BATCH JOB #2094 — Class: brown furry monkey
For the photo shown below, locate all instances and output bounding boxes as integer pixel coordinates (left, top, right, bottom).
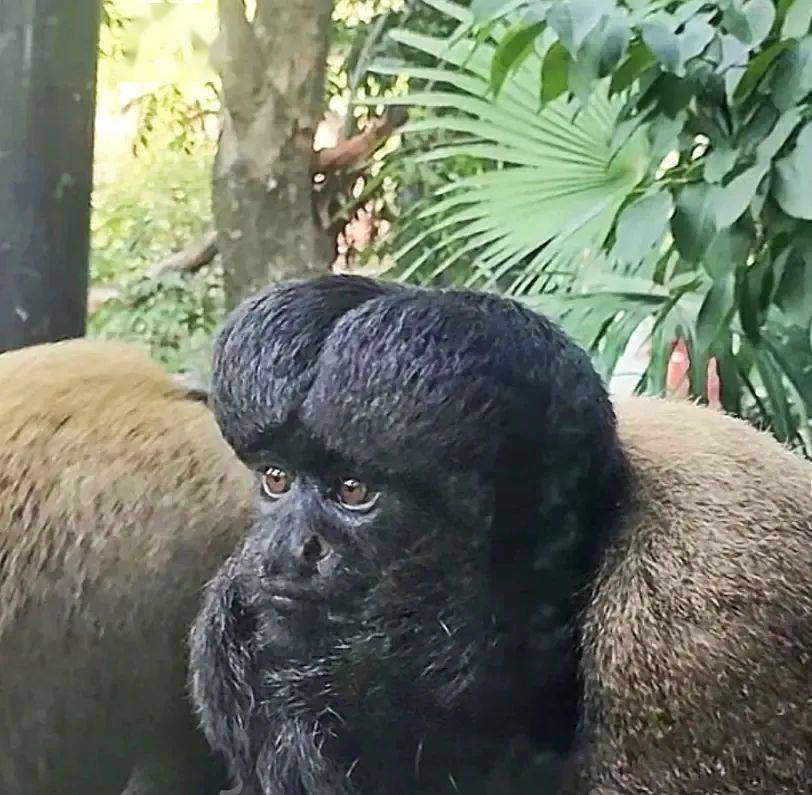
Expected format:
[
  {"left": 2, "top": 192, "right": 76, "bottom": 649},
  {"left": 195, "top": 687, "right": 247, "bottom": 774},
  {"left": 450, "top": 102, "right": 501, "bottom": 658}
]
[
  {"left": 0, "top": 339, "right": 253, "bottom": 795},
  {"left": 571, "top": 396, "right": 811, "bottom": 794}
]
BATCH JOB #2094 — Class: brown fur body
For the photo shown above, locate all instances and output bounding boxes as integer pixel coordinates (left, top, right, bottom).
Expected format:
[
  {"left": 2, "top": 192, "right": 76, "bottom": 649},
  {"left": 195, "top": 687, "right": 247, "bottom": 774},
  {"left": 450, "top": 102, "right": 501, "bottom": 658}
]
[
  {"left": 0, "top": 340, "right": 253, "bottom": 794},
  {"left": 578, "top": 398, "right": 812, "bottom": 794}
]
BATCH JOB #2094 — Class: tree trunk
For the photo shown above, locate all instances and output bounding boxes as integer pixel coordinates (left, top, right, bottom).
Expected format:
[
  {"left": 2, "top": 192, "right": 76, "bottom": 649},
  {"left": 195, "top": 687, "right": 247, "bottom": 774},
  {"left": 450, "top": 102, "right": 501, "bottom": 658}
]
[
  {"left": 212, "top": 0, "right": 334, "bottom": 309},
  {"left": 0, "top": 0, "right": 100, "bottom": 353}
]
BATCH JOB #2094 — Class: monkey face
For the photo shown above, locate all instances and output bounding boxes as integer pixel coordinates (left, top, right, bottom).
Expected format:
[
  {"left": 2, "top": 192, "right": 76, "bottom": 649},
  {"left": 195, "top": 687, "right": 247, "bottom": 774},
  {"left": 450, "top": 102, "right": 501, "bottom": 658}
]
[
  {"left": 189, "top": 425, "right": 499, "bottom": 794},
  {"left": 197, "top": 415, "right": 495, "bottom": 688}
]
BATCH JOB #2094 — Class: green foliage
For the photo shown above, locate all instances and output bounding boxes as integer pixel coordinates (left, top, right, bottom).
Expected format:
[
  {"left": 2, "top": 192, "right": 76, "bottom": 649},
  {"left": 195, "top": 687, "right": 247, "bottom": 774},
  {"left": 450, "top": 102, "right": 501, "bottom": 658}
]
[
  {"left": 130, "top": 82, "right": 219, "bottom": 156},
  {"left": 89, "top": 145, "right": 224, "bottom": 374},
  {"left": 91, "top": 147, "right": 213, "bottom": 283},
  {"left": 381, "top": 0, "right": 812, "bottom": 453},
  {"left": 89, "top": 268, "right": 224, "bottom": 377}
]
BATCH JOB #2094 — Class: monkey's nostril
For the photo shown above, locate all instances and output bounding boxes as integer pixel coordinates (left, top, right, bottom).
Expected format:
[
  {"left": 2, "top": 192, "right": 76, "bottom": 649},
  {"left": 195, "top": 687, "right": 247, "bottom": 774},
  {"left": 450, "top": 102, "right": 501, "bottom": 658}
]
[{"left": 301, "top": 533, "right": 329, "bottom": 566}]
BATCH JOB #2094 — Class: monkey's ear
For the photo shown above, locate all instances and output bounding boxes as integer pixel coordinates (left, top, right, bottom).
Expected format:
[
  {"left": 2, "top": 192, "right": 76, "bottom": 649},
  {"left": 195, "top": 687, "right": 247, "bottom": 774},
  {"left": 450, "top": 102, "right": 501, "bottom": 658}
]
[{"left": 172, "top": 372, "right": 211, "bottom": 404}]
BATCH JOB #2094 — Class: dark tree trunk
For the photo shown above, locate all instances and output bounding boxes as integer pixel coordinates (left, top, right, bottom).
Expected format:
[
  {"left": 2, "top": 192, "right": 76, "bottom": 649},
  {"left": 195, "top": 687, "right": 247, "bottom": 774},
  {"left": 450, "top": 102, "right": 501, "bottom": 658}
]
[
  {"left": 0, "top": 0, "right": 100, "bottom": 353},
  {"left": 212, "top": 0, "right": 334, "bottom": 309}
]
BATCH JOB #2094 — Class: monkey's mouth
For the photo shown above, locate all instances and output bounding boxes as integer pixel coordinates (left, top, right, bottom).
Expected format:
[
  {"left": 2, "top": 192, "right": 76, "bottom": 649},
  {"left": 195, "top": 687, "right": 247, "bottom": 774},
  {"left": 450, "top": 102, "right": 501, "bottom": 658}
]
[
  {"left": 267, "top": 592, "right": 314, "bottom": 613},
  {"left": 261, "top": 581, "right": 327, "bottom": 616}
]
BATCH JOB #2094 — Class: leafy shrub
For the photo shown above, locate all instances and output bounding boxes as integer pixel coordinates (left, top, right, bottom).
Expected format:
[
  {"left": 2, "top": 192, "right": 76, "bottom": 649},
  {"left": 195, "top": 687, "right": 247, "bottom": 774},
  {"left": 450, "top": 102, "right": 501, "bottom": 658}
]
[
  {"left": 89, "top": 140, "right": 223, "bottom": 374},
  {"left": 88, "top": 267, "right": 224, "bottom": 377},
  {"left": 379, "top": 0, "right": 812, "bottom": 453}
]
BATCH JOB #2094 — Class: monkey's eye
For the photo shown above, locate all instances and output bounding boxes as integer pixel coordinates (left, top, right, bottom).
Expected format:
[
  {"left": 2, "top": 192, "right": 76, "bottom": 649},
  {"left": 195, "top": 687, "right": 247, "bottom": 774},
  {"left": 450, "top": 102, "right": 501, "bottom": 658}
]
[
  {"left": 334, "top": 478, "right": 379, "bottom": 511},
  {"left": 262, "top": 466, "right": 293, "bottom": 499}
]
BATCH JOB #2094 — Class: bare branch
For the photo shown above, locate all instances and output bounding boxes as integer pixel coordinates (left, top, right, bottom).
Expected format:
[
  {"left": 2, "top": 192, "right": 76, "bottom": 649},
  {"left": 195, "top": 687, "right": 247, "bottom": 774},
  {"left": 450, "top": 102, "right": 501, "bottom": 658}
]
[
  {"left": 314, "top": 108, "right": 408, "bottom": 174},
  {"left": 87, "top": 286, "right": 121, "bottom": 313},
  {"left": 145, "top": 231, "right": 219, "bottom": 279}
]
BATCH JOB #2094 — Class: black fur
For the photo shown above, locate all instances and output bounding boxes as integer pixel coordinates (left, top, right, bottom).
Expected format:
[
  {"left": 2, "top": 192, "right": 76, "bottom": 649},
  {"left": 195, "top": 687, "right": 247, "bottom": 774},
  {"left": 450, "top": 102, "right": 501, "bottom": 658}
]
[{"left": 190, "top": 276, "right": 628, "bottom": 794}]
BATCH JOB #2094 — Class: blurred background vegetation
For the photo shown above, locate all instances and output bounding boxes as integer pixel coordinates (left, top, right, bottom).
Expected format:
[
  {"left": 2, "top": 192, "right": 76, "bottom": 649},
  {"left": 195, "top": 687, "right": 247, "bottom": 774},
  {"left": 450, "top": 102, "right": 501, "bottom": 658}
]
[{"left": 86, "top": 0, "right": 811, "bottom": 453}]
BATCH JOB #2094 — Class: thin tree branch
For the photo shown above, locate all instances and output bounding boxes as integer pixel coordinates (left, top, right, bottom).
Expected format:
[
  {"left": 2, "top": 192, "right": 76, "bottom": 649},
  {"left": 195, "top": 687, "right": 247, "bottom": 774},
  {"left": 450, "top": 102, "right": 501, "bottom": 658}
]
[
  {"left": 315, "top": 107, "right": 408, "bottom": 173},
  {"left": 145, "top": 230, "right": 219, "bottom": 278}
]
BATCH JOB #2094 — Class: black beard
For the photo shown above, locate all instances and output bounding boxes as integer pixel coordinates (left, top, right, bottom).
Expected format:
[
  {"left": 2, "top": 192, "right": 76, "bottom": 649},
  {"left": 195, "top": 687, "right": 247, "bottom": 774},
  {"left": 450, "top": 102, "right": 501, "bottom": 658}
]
[{"left": 189, "top": 551, "right": 510, "bottom": 795}]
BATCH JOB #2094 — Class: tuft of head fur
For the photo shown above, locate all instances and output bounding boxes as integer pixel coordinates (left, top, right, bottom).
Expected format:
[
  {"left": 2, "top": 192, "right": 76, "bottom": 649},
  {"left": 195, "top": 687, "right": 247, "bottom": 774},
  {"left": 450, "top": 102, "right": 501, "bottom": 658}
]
[
  {"left": 0, "top": 339, "right": 254, "bottom": 795},
  {"left": 211, "top": 275, "right": 401, "bottom": 454},
  {"left": 577, "top": 397, "right": 812, "bottom": 794}
]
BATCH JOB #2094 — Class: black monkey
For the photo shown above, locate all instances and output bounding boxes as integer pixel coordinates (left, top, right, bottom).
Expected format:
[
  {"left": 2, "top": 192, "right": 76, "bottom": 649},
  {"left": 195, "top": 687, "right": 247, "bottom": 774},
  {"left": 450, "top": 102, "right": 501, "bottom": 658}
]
[
  {"left": 190, "top": 276, "right": 627, "bottom": 794},
  {"left": 190, "top": 276, "right": 811, "bottom": 794}
]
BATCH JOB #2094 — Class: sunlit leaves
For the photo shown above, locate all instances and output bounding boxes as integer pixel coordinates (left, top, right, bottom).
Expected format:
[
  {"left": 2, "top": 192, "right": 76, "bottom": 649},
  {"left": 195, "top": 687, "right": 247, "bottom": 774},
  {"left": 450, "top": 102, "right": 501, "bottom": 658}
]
[
  {"left": 723, "top": 0, "right": 776, "bottom": 47},
  {"left": 781, "top": 0, "right": 812, "bottom": 38},
  {"left": 612, "top": 191, "right": 672, "bottom": 264},
  {"left": 383, "top": 0, "right": 812, "bottom": 453},
  {"left": 491, "top": 21, "right": 545, "bottom": 94},
  {"left": 772, "top": 35, "right": 812, "bottom": 109},
  {"left": 774, "top": 122, "right": 812, "bottom": 218},
  {"left": 547, "top": 0, "right": 612, "bottom": 54},
  {"left": 672, "top": 184, "right": 718, "bottom": 263}
]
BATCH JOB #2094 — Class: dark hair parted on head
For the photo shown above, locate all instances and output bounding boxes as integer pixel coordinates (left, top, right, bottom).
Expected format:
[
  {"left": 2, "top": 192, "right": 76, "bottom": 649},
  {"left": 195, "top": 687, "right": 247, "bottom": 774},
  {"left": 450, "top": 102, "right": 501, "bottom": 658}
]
[{"left": 193, "top": 275, "right": 629, "bottom": 794}]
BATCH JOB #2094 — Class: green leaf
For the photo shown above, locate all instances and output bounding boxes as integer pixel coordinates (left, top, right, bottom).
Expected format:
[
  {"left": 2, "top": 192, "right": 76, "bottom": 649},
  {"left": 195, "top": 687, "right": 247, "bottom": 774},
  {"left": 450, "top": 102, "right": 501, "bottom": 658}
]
[
  {"left": 613, "top": 191, "right": 673, "bottom": 264},
  {"left": 642, "top": 315, "right": 679, "bottom": 394},
  {"left": 420, "top": 0, "right": 475, "bottom": 25},
  {"left": 642, "top": 14, "right": 715, "bottom": 77},
  {"left": 724, "top": 0, "right": 775, "bottom": 46},
  {"left": 703, "top": 146, "right": 738, "bottom": 183},
  {"left": 773, "top": 249, "right": 812, "bottom": 326},
  {"left": 713, "top": 334, "right": 742, "bottom": 414},
  {"left": 774, "top": 122, "right": 812, "bottom": 219},
  {"left": 696, "top": 275, "right": 736, "bottom": 353},
  {"left": 715, "top": 163, "right": 768, "bottom": 228},
  {"left": 685, "top": 333, "right": 711, "bottom": 398},
  {"left": 610, "top": 40, "right": 657, "bottom": 94},
  {"left": 703, "top": 223, "right": 753, "bottom": 281},
  {"left": 595, "top": 16, "right": 633, "bottom": 77},
  {"left": 642, "top": 19, "right": 681, "bottom": 73},
  {"left": 772, "top": 36, "right": 812, "bottom": 110},
  {"left": 745, "top": 0, "right": 777, "bottom": 45},
  {"left": 762, "top": 322, "right": 812, "bottom": 410},
  {"left": 719, "top": 33, "right": 750, "bottom": 98},
  {"left": 541, "top": 40, "right": 571, "bottom": 103},
  {"left": 756, "top": 108, "right": 803, "bottom": 160},
  {"left": 753, "top": 345, "right": 793, "bottom": 439},
  {"left": 491, "top": 22, "right": 546, "bottom": 96},
  {"left": 738, "top": 268, "right": 764, "bottom": 342},
  {"left": 734, "top": 39, "right": 795, "bottom": 99},
  {"left": 547, "top": 0, "right": 611, "bottom": 55},
  {"left": 648, "top": 112, "right": 686, "bottom": 160},
  {"left": 672, "top": 183, "right": 720, "bottom": 263},
  {"left": 781, "top": 0, "right": 812, "bottom": 38},
  {"left": 471, "top": 0, "right": 514, "bottom": 22},
  {"left": 678, "top": 16, "right": 717, "bottom": 63},
  {"left": 597, "top": 309, "right": 650, "bottom": 380},
  {"left": 567, "top": 15, "right": 632, "bottom": 100},
  {"left": 673, "top": 0, "right": 712, "bottom": 27}
]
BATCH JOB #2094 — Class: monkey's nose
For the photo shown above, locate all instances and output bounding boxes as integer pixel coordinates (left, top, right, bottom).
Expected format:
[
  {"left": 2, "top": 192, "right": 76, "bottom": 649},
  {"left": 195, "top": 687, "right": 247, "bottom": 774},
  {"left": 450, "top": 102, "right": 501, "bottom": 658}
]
[{"left": 297, "top": 533, "right": 331, "bottom": 569}]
